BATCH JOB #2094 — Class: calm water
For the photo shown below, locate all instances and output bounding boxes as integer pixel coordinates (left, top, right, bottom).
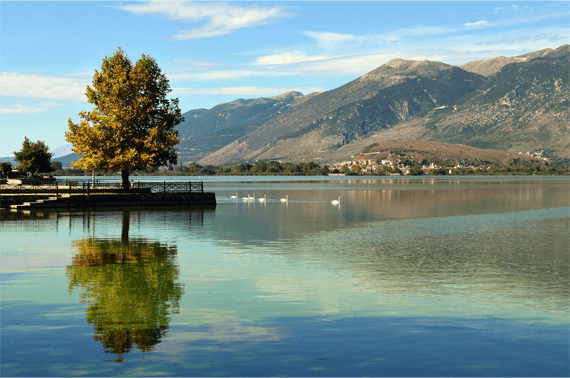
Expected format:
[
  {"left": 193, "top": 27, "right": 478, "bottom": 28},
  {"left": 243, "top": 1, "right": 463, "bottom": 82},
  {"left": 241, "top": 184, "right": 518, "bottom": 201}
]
[{"left": 1, "top": 176, "right": 569, "bottom": 376}]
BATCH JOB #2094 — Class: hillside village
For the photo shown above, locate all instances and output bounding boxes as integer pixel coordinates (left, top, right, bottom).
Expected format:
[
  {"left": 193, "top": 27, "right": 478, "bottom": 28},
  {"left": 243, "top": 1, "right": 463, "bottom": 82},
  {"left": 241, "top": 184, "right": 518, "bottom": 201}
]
[{"left": 329, "top": 148, "right": 550, "bottom": 175}]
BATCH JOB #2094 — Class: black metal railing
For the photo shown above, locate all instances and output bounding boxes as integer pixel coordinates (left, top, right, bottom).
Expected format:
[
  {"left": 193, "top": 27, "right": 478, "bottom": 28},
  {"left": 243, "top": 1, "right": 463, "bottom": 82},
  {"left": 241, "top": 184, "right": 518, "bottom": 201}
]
[
  {"left": 86, "top": 180, "right": 204, "bottom": 193},
  {"left": 1, "top": 180, "right": 204, "bottom": 195},
  {"left": 142, "top": 181, "right": 203, "bottom": 193},
  {"left": 1, "top": 181, "right": 69, "bottom": 195}
]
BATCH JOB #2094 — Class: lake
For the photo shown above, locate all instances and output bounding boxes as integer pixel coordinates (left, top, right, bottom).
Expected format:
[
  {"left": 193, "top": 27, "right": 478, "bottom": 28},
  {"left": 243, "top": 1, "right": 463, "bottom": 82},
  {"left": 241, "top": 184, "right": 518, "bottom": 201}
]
[{"left": 1, "top": 176, "right": 568, "bottom": 376}]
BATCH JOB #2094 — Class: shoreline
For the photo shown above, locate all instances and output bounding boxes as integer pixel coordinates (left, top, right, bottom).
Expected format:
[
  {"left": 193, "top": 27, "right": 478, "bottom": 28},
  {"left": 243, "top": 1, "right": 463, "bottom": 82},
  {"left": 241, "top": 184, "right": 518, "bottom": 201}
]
[{"left": 2, "top": 192, "right": 216, "bottom": 210}]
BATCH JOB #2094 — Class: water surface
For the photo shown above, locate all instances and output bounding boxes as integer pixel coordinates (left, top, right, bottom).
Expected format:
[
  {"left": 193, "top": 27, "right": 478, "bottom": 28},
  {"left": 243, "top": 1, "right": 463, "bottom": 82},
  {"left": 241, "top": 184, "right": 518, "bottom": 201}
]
[{"left": 1, "top": 176, "right": 568, "bottom": 376}]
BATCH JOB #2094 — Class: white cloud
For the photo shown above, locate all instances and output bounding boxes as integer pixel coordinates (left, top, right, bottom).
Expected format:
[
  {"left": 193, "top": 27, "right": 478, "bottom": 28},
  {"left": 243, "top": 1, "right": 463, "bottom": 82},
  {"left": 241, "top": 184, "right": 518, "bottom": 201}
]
[
  {"left": 0, "top": 73, "right": 88, "bottom": 101},
  {"left": 464, "top": 20, "right": 490, "bottom": 28},
  {"left": 0, "top": 102, "right": 63, "bottom": 114},
  {"left": 302, "top": 30, "right": 402, "bottom": 50},
  {"left": 302, "top": 31, "right": 356, "bottom": 45},
  {"left": 397, "top": 25, "right": 454, "bottom": 37},
  {"left": 169, "top": 52, "right": 408, "bottom": 82},
  {"left": 171, "top": 86, "right": 325, "bottom": 97},
  {"left": 290, "top": 53, "right": 400, "bottom": 76},
  {"left": 254, "top": 52, "right": 329, "bottom": 65},
  {"left": 173, "top": 58, "right": 222, "bottom": 69},
  {"left": 168, "top": 69, "right": 289, "bottom": 81},
  {"left": 116, "top": 1, "right": 292, "bottom": 40}
]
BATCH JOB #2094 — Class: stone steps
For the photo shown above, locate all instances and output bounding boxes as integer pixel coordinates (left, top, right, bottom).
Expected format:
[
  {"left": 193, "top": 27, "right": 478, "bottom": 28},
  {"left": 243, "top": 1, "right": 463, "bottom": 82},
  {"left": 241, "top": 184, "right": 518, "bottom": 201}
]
[
  {"left": 8, "top": 192, "right": 216, "bottom": 211},
  {"left": 10, "top": 196, "right": 62, "bottom": 210}
]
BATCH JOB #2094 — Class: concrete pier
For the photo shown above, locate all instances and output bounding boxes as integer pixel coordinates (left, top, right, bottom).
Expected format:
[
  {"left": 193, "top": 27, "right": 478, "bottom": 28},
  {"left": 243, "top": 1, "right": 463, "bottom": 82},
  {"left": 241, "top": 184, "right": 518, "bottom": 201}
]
[{"left": 5, "top": 192, "right": 216, "bottom": 210}]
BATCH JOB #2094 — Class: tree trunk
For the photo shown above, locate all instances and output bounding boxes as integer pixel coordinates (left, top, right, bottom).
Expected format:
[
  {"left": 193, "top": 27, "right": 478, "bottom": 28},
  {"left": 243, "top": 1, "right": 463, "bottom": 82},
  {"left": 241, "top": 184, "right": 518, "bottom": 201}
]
[
  {"left": 121, "top": 211, "right": 130, "bottom": 244},
  {"left": 121, "top": 170, "right": 129, "bottom": 191}
]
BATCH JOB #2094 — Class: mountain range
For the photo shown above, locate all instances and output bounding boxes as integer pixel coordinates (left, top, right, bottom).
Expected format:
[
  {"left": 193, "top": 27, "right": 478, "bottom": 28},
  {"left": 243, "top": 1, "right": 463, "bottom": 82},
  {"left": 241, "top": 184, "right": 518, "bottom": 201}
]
[
  {"left": 189, "top": 44, "right": 568, "bottom": 166},
  {"left": 3, "top": 45, "right": 567, "bottom": 168}
]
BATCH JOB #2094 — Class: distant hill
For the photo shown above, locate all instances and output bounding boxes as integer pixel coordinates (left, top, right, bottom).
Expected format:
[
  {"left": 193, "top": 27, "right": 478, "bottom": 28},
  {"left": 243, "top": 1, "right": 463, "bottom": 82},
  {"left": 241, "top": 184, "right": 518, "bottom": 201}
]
[
  {"left": 0, "top": 156, "right": 17, "bottom": 165},
  {"left": 1, "top": 152, "right": 80, "bottom": 169},
  {"left": 357, "top": 141, "right": 547, "bottom": 167},
  {"left": 51, "top": 143, "right": 74, "bottom": 158},
  {"left": 51, "top": 153, "right": 81, "bottom": 168}
]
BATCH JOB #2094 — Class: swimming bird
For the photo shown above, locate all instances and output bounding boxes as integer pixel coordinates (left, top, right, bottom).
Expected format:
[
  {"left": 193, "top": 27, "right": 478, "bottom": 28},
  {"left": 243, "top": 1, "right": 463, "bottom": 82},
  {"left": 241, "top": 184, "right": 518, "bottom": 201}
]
[
  {"left": 230, "top": 193, "right": 238, "bottom": 199},
  {"left": 280, "top": 195, "right": 289, "bottom": 202},
  {"left": 331, "top": 197, "right": 341, "bottom": 205},
  {"left": 259, "top": 194, "right": 267, "bottom": 202}
]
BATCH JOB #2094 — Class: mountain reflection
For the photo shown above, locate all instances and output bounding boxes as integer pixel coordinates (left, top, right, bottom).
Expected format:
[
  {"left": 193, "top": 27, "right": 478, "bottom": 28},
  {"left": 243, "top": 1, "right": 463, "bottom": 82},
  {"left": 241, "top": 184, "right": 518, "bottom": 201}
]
[{"left": 66, "top": 211, "right": 183, "bottom": 362}]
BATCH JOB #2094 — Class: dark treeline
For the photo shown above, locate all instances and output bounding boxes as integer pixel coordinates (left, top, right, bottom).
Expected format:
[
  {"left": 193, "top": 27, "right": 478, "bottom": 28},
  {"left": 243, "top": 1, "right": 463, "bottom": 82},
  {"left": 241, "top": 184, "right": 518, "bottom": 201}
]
[
  {"left": 50, "top": 161, "right": 569, "bottom": 177},
  {"left": 476, "top": 164, "right": 567, "bottom": 175},
  {"left": 149, "top": 161, "right": 330, "bottom": 176},
  {"left": 52, "top": 161, "right": 330, "bottom": 177},
  {"left": 429, "top": 163, "right": 568, "bottom": 176}
]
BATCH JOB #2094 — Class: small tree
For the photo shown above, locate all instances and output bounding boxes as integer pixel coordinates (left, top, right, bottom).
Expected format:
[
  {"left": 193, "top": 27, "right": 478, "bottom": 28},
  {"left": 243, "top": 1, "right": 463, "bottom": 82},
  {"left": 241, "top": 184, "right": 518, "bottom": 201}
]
[
  {"left": 1, "top": 162, "right": 12, "bottom": 176},
  {"left": 13, "top": 137, "right": 53, "bottom": 175},
  {"left": 51, "top": 161, "right": 63, "bottom": 171},
  {"left": 408, "top": 165, "right": 423, "bottom": 175},
  {"left": 351, "top": 165, "right": 362, "bottom": 175},
  {"left": 66, "top": 48, "right": 183, "bottom": 190}
]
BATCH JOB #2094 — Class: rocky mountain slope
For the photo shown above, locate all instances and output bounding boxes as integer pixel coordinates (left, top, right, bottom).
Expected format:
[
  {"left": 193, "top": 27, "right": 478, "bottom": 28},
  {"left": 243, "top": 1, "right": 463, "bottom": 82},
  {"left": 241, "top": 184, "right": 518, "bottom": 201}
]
[
  {"left": 200, "top": 60, "right": 487, "bottom": 165},
  {"left": 460, "top": 47, "right": 554, "bottom": 77},
  {"left": 176, "top": 91, "right": 315, "bottom": 161},
  {"left": 168, "top": 44, "right": 568, "bottom": 166},
  {"left": 412, "top": 44, "right": 569, "bottom": 157}
]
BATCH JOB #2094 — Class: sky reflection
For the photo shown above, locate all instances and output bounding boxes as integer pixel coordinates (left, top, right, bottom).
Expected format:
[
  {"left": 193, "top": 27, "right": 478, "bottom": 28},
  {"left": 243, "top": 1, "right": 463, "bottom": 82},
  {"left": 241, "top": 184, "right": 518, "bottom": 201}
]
[{"left": 1, "top": 177, "right": 568, "bottom": 376}]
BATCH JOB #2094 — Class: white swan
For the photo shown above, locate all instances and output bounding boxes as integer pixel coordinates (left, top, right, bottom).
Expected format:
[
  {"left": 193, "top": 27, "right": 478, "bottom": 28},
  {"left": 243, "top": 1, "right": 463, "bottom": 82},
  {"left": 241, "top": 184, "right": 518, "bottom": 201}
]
[
  {"left": 230, "top": 193, "right": 238, "bottom": 199},
  {"left": 331, "top": 197, "right": 341, "bottom": 205},
  {"left": 242, "top": 194, "right": 251, "bottom": 201},
  {"left": 280, "top": 195, "right": 289, "bottom": 202},
  {"left": 259, "top": 194, "right": 267, "bottom": 202}
]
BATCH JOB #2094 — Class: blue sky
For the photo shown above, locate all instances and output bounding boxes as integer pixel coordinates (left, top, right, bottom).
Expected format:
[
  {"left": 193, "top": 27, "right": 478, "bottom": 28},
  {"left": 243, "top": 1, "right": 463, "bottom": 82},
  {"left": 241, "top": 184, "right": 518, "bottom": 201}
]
[{"left": 1, "top": 1, "right": 568, "bottom": 157}]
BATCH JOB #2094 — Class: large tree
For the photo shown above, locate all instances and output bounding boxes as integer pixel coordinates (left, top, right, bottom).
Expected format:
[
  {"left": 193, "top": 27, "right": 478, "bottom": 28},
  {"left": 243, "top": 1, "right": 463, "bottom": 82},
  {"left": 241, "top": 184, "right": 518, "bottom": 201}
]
[
  {"left": 66, "top": 48, "right": 183, "bottom": 189},
  {"left": 13, "top": 137, "right": 53, "bottom": 175}
]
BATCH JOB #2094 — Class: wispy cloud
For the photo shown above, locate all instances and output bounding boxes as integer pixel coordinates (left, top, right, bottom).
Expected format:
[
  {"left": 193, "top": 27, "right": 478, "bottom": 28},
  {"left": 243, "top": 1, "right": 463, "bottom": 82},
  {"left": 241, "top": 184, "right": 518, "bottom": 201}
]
[
  {"left": 254, "top": 52, "right": 329, "bottom": 65},
  {"left": 169, "top": 52, "right": 405, "bottom": 82},
  {"left": 464, "top": 20, "right": 490, "bottom": 28},
  {"left": 169, "top": 69, "right": 290, "bottom": 81},
  {"left": 0, "top": 73, "right": 89, "bottom": 101},
  {"left": 0, "top": 102, "right": 63, "bottom": 114},
  {"left": 173, "top": 58, "right": 222, "bottom": 69},
  {"left": 116, "top": 1, "right": 293, "bottom": 40},
  {"left": 472, "top": 29, "right": 569, "bottom": 47},
  {"left": 171, "top": 86, "right": 325, "bottom": 96},
  {"left": 289, "top": 53, "right": 402, "bottom": 76},
  {"left": 300, "top": 8, "right": 569, "bottom": 52},
  {"left": 301, "top": 31, "right": 357, "bottom": 46}
]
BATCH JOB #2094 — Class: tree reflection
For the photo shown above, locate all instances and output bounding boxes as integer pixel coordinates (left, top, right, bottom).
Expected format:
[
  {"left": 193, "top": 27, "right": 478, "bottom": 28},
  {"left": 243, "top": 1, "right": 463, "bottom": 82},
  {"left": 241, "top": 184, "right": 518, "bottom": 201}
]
[{"left": 66, "top": 211, "right": 183, "bottom": 362}]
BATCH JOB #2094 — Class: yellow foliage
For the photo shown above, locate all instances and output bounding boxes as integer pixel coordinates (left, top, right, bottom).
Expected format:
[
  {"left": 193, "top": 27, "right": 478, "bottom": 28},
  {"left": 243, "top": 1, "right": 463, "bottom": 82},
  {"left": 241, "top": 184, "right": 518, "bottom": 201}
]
[{"left": 66, "top": 48, "right": 183, "bottom": 177}]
